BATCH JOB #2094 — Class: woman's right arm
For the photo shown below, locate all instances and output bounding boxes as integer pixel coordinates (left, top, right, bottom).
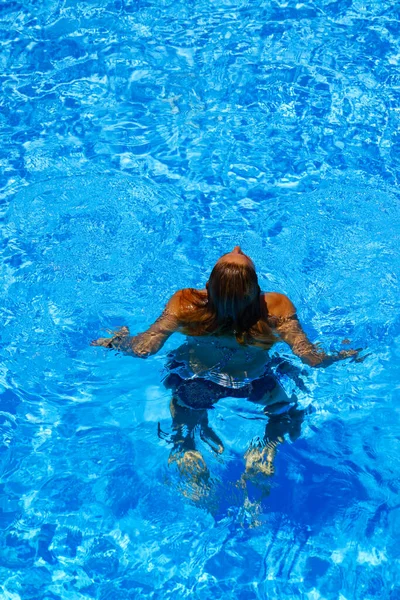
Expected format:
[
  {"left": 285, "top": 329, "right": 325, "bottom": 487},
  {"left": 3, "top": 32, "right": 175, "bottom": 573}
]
[
  {"left": 267, "top": 293, "right": 358, "bottom": 367},
  {"left": 91, "top": 290, "right": 183, "bottom": 358},
  {"left": 275, "top": 314, "right": 358, "bottom": 367}
]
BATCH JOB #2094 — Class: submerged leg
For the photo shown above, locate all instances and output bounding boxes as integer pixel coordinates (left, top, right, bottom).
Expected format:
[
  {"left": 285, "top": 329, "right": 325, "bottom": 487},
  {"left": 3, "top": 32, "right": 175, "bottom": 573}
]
[
  {"left": 167, "top": 397, "right": 217, "bottom": 503},
  {"left": 242, "top": 404, "right": 311, "bottom": 490},
  {"left": 168, "top": 395, "right": 224, "bottom": 456},
  {"left": 168, "top": 397, "right": 209, "bottom": 476}
]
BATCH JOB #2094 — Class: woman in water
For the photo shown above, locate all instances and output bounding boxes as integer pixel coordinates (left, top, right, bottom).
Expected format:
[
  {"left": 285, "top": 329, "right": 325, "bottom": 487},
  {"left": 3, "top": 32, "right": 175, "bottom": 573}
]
[{"left": 92, "top": 246, "right": 359, "bottom": 500}]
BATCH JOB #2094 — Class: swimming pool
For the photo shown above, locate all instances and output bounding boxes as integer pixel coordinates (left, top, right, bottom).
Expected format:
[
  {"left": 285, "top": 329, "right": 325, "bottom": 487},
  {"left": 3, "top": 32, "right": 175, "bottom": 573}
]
[{"left": 1, "top": 0, "right": 400, "bottom": 597}]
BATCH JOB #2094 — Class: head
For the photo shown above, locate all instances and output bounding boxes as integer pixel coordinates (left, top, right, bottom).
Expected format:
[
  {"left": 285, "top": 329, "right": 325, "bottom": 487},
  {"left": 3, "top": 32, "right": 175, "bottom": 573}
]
[{"left": 207, "top": 246, "right": 260, "bottom": 326}]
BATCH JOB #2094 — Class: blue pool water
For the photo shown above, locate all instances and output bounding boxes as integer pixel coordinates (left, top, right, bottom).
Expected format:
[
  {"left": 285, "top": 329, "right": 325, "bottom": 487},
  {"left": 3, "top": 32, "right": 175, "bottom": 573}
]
[{"left": 1, "top": 0, "right": 400, "bottom": 597}]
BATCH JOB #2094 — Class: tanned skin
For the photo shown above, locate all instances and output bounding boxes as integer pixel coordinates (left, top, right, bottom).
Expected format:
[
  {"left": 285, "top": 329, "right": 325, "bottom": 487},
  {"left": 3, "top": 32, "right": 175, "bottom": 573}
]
[{"left": 92, "top": 246, "right": 359, "bottom": 368}]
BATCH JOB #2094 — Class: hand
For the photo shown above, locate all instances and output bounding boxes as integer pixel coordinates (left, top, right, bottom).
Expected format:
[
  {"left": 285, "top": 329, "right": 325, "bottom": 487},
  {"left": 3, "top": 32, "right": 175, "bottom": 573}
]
[
  {"left": 338, "top": 348, "right": 370, "bottom": 363},
  {"left": 338, "top": 348, "right": 360, "bottom": 360},
  {"left": 90, "top": 326, "right": 130, "bottom": 348},
  {"left": 317, "top": 348, "right": 366, "bottom": 367},
  {"left": 90, "top": 336, "right": 114, "bottom": 348},
  {"left": 348, "top": 349, "right": 370, "bottom": 363}
]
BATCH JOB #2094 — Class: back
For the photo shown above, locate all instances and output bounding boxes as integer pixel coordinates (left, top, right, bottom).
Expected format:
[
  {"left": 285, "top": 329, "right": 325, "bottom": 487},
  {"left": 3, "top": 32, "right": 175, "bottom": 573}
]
[{"left": 177, "top": 288, "right": 289, "bottom": 349}]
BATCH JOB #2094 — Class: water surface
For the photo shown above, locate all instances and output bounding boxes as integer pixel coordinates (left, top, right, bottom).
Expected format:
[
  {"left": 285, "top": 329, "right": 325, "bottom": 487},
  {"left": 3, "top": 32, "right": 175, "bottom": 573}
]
[{"left": 1, "top": 0, "right": 400, "bottom": 598}]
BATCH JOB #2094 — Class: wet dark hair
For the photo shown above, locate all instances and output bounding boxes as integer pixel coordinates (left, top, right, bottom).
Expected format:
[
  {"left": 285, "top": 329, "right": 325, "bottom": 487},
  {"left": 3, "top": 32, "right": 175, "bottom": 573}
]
[{"left": 180, "top": 259, "right": 261, "bottom": 344}]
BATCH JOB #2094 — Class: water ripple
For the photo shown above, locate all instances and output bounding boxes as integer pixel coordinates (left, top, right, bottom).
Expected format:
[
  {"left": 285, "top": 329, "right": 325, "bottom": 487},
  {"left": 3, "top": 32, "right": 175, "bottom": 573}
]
[{"left": 1, "top": 0, "right": 400, "bottom": 598}]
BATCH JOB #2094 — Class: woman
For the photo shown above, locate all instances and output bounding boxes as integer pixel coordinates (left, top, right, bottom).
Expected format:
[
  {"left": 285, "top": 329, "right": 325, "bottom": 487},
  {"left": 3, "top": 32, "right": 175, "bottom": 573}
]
[
  {"left": 92, "top": 246, "right": 360, "bottom": 502},
  {"left": 92, "top": 245, "right": 358, "bottom": 410}
]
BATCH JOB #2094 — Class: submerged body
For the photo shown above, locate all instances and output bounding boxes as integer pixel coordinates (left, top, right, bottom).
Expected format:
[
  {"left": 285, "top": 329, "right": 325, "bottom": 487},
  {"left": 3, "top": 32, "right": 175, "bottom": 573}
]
[{"left": 171, "top": 335, "right": 269, "bottom": 386}]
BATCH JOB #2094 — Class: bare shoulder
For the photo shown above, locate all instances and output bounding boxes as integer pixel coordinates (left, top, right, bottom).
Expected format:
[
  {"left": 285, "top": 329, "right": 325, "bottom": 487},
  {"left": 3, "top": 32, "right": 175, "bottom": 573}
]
[
  {"left": 167, "top": 288, "right": 206, "bottom": 317},
  {"left": 262, "top": 292, "right": 297, "bottom": 320}
]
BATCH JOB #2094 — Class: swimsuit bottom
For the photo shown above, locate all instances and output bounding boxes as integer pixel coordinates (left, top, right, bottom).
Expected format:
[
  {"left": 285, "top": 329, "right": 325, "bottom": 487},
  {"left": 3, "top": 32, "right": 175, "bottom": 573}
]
[{"left": 163, "top": 357, "right": 287, "bottom": 410}]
